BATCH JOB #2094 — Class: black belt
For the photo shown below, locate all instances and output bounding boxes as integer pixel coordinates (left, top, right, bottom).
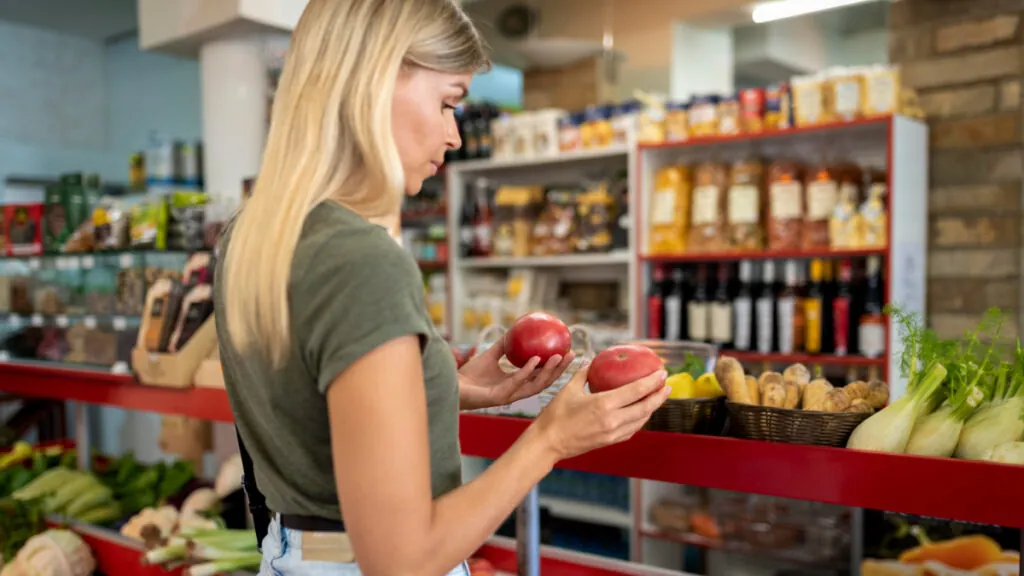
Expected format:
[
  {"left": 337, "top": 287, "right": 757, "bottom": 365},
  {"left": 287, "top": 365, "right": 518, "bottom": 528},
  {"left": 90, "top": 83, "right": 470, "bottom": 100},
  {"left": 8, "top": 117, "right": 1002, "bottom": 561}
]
[{"left": 280, "top": 513, "right": 347, "bottom": 532}]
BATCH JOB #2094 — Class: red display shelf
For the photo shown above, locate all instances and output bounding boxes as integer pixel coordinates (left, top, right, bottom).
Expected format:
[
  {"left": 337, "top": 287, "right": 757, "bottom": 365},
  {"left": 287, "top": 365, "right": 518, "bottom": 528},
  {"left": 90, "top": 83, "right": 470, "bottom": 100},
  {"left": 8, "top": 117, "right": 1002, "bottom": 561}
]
[
  {"left": 641, "top": 247, "right": 886, "bottom": 263},
  {"left": 724, "top": 351, "right": 886, "bottom": 367},
  {"left": 460, "top": 414, "right": 1024, "bottom": 529},
  {"left": 0, "top": 363, "right": 234, "bottom": 423},
  {"left": 9, "top": 364, "right": 1024, "bottom": 530},
  {"left": 637, "top": 116, "right": 891, "bottom": 150},
  {"left": 44, "top": 521, "right": 183, "bottom": 576}
]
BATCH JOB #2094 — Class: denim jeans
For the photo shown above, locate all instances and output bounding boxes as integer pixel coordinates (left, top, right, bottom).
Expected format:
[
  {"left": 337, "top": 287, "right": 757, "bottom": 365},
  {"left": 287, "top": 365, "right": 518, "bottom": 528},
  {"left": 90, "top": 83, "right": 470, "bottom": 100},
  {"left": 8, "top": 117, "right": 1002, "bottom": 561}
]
[{"left": 259, "top": 516, "right": 470, "bottom": 576}]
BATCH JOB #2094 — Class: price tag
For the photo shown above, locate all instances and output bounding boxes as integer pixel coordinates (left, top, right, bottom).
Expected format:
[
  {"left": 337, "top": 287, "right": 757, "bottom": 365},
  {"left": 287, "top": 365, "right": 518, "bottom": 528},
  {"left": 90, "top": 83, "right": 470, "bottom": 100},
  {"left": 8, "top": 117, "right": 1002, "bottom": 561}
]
[
  {"left": 66, "top": 257, "right": 80, "bottom": 270},
  {"left": 82, "top": 255, "right": 95, "bottom": 269},
  {"left": 56, "top": 315, "right": 69, "bottom": 328},
  {"left": 7, "top": 315, "right": 21, "bottom": 328},
  {"left": 0, "top": 351, "right": 9, "bottom": 362},
  {"left": 28, "top": 258, "right": 40, "bottom": 270},
  {"left": 119, "top": 253, "right": 134, "bottom": 269},
  {"left": 84, "top": 316, "right": 97, "bottom": 330},
  {"left": 113, "top": 316, "right": 128, "bottom": 331},
  {"left": 111, "top": 361, "right": 130, "bottom": 375},
  {"left": 31, "top": 314, "right": 43, "bottom": 327},
  {"left": 55, "top": 258, "right": 67, "bottom": 270}
]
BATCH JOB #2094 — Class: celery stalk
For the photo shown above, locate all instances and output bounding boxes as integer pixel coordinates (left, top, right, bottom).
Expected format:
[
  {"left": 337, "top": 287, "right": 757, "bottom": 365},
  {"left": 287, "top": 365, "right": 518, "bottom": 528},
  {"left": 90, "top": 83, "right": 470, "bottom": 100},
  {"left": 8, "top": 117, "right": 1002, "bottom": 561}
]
[{"left": 185, "top": 554, "right": 263, "bottom": 576}]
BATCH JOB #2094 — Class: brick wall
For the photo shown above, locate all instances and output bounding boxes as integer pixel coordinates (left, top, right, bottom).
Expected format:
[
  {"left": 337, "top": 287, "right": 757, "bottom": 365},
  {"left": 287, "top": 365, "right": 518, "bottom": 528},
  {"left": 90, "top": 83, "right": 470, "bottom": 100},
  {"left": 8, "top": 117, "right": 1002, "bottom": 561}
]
[{"left": 889, "top": 0, "right": 1024, "bottom": 338}]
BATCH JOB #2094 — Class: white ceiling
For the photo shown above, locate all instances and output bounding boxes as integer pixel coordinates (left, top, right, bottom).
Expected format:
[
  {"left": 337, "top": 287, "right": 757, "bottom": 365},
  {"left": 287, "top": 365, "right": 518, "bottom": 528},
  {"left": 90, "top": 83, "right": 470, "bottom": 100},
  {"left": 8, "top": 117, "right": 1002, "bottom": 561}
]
[{"left": 0, "top": 0, "right": 137, "bottom": 42}]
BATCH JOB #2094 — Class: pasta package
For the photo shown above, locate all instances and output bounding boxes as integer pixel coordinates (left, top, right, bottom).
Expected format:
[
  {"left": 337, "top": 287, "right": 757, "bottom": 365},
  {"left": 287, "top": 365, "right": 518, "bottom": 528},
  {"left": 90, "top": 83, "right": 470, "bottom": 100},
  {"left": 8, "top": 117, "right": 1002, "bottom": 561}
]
[
  {"left": 767, "top": 160, "right": 805, "bottom": 251},
  {"left": 725, "top": 159, "right": 765, "bottom": 250},
  {"left": 688, "top": 161, "right": 729, "bottom": 253},
  {"left": 648, "top": 165, "right": 692, "bottom": 255}
]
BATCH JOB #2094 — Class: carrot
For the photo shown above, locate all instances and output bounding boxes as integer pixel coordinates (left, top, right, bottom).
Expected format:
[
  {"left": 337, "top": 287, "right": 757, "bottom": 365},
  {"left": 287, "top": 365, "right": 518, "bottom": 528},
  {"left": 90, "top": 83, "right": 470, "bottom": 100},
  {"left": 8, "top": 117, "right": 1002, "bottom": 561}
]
[
  {"left": 898, "top": 534, "right": 1004, "bottom": 570},
  {"left": 688, "top": 512, "right": 720, "bottom": 540}
]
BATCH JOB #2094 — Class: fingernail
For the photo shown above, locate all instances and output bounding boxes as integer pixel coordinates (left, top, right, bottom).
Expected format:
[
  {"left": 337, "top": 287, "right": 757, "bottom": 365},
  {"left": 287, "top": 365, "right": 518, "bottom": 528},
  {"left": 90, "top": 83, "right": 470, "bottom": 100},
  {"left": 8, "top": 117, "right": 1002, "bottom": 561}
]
[{"left": 657, "top": 370, "right": 668, "bottom": 380}]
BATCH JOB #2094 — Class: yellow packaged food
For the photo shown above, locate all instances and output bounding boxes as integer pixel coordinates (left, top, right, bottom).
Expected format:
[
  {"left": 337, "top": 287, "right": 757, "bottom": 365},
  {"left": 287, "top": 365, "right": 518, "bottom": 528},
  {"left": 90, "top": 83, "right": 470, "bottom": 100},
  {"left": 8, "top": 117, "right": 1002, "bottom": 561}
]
[
  {"left": 863, "top": 65, "right": 901, "bottom": 117},
  {"left": 830, "top": 67, "right": 865, "bottom": 122},
  {"left": 638, "top": 104, "right": 666, "bottom": 144},
  {"left": 648, "top": 165, "right": 692, "bottom": 255},
  {"left": 792, "top": 75, "right": 827, "bottom": 127},
  {"left": 664, "top": 102, "right": 689, "bottom": 143}
]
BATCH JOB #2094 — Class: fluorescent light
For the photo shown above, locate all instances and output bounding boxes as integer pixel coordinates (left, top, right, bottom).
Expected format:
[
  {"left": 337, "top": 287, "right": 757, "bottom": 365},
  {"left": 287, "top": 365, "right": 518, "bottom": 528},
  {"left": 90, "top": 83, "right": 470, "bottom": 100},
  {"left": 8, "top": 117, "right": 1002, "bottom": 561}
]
[{"left": 752, "top": 0, "right": 881, "bottom": 23}]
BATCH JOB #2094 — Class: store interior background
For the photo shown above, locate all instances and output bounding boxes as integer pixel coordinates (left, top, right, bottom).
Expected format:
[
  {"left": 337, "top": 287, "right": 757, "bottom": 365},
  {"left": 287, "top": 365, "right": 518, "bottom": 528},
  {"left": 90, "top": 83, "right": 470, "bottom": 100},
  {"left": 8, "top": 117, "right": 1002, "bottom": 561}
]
[
  {"left": 0, "top": 0, "right": 1020, "bottom": 574},
  {"left": 0, "top": 0, "right": 895, "bottom": 457}
]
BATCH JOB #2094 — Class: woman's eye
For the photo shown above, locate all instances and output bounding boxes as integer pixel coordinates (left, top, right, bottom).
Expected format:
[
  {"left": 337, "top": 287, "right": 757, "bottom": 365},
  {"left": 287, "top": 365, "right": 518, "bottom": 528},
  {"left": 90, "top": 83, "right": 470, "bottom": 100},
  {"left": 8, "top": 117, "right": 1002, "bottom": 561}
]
[{"left": 442, "top": 103, "right": 456, "bottom": 112}]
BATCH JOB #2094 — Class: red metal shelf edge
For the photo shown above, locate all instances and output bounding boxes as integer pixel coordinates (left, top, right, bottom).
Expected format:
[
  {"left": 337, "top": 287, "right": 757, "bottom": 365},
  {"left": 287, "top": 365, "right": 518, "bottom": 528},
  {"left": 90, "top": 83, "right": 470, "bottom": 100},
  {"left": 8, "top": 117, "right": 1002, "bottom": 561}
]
[
  {"left": 0, "top": 363, "right": 234, "bottom": 423},
  {"left": 11, "top": 365, "right": 1024, "bottom": 529},
  {"left": 638, "top": 116, "right": 892, "bottom": 150},
  {"left": 460, "top": 414, "right": 1024, "bottom": 529},
  {"left": 45, "top": 521, "right": 183, "bottom": 576},
  {"left": 725, "top": 351, "right": 886, "bottom": 367},
  {"left": 640, "top": 247, "right": 887, "bottom": 263}
]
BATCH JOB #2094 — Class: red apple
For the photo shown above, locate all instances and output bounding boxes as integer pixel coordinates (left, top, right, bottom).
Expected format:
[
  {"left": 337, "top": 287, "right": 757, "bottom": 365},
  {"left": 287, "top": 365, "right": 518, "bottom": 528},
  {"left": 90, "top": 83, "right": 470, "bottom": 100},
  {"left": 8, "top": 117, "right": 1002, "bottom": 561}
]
[
  {"left": 503, "top": 312, "right": 572, "bottom": 368},
  {"left": 588, "top": 344, "right": 664, "bottom": 393}
]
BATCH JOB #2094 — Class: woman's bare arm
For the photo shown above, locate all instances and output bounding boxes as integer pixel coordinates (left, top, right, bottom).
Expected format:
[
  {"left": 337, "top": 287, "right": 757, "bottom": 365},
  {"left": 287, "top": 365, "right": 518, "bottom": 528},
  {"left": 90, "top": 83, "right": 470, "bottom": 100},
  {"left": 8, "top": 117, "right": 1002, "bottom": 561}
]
[
  {"left": 327, "top": 335, "right": 556, "bottom": 576},
  {"left": 327, "top": 335, "right": 667, "bottom": 576}
]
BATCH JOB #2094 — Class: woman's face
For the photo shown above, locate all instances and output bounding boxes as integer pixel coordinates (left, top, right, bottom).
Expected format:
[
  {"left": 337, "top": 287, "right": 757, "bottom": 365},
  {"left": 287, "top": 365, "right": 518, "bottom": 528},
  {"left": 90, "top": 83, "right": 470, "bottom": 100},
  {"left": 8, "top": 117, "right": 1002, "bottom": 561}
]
[{"left": 392, "top": 66, "right": 471, "bottom": 195}]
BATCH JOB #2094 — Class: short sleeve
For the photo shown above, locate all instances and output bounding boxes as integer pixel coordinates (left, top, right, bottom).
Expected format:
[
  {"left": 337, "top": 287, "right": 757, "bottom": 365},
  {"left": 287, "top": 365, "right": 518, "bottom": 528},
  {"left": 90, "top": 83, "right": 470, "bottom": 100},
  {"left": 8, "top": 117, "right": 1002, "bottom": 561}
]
[{"left": 292, "top": 230, "right": 431, "bottom": 394}]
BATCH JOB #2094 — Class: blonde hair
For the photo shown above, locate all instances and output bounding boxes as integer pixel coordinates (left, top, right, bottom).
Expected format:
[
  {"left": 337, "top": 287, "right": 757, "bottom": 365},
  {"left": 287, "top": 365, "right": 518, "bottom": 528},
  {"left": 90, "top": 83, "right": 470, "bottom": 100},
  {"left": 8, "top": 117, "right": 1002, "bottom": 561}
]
[{"left": 223, "top": 0, "right": 488, "bottom": 366}]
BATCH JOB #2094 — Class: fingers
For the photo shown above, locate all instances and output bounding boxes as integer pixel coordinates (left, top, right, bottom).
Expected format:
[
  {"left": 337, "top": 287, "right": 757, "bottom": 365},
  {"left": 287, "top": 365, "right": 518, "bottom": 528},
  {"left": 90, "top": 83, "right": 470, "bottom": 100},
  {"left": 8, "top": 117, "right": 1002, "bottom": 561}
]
[
  {"left": 508, "top": 355, "right": 563, "bottom": 398},
  {"left": 597, "top": 370, "right": 668, "bottom": 408},
  {"left": 615, "top": 383, "right": 670, "bottom": 425},
  {"left": 481, "top": 338, "right": 506, "bottom": 359}
]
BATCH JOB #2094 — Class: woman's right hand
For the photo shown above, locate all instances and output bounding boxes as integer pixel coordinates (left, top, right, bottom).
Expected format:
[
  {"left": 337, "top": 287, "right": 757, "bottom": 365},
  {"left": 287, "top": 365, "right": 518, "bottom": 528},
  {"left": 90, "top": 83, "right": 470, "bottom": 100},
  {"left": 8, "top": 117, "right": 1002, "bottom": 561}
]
[{"left": 531, "top": 364, "right": 669, "bottom": 461}]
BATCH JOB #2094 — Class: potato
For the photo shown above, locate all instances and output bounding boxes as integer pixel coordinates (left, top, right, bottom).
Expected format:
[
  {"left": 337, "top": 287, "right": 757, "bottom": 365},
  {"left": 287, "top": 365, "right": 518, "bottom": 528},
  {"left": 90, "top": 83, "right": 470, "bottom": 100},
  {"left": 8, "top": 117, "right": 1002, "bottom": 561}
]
[
  {"left": 865, "top": 381, "right": 890, "bottom": 409},
  {"left": 802, "top": 379, "right": 833, "bottom": 411},
  {"left": 822, "top": 388, "right": 853, "bottom": 412},
  {"left": 844, "top": 380, "right": 871, "bottom": 400},
  {"left": 744, "top": 375, "right": 760, "bottom": 405},
  {"left": 758, "top": 371, "right": 783, "bottom": 395},
  {"left": 783, "top": 380, "right": 802, "bottom": 409},
  {"left": 847, "top": 398, "right": 873, "bottom": 413},
  {"left": 717, "top": 357, "right": 751, "bottom": 403},
  {"left": 782, "top": 363, "right": 811, "bottom": 392},
  {"left": 760, "top": 373, "right": 786, "bottom": 407}
]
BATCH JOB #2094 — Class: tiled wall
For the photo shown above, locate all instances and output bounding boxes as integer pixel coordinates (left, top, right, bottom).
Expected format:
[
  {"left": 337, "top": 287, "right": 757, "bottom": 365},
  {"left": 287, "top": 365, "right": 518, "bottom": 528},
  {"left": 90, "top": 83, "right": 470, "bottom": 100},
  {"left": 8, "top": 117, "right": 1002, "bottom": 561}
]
[{"left": 0, "top": 22, "right": 202, "bottom": 203}]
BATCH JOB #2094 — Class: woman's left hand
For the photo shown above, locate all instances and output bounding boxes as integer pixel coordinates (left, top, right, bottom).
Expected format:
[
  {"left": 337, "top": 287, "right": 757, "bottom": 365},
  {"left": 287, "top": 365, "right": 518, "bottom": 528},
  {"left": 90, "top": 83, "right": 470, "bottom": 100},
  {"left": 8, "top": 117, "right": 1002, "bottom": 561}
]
[{"left": 458, "top": 339, "right": 575, "bottom": 410}]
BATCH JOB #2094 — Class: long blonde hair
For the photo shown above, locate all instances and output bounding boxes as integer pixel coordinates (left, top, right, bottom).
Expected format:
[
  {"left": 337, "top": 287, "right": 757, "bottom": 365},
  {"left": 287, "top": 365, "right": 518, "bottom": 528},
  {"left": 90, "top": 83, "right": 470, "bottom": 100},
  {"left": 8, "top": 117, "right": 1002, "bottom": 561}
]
[{"left": 223, "top": 0, "right": 488, "bottom": 366}]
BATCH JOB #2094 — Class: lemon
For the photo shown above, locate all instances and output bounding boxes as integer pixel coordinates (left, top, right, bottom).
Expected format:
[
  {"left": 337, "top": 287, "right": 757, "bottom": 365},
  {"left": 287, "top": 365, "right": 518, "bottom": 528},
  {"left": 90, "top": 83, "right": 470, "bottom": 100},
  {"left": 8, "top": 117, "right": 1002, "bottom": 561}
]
[
  {"left": 694, "top": 373, "right": 725, "bottom": 398},
  {"left": 665, "top": 373, "right": 697, "bottom": 399}
]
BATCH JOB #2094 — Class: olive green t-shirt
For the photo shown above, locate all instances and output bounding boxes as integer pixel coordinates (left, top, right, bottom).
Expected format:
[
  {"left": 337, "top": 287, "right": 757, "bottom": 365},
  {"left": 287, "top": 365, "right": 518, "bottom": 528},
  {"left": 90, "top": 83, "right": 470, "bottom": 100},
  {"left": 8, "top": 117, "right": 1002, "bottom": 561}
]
[{"left": 213, "top": 202, "right": 462, "bottom": 521}]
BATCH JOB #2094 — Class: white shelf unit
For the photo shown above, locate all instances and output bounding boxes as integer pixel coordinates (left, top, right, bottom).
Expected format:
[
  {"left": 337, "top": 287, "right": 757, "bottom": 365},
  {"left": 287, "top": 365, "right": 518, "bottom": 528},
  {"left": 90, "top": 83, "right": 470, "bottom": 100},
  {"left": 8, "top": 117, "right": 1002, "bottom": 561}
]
[
  {"left": 632, "top": 116, "right": 928, "bottom": 571},
  {"left": 446, "top": 146, "right": 639, "bottom": 346},
  {"left": 452, "top": 117, "right": 929, "bottom": 572}
]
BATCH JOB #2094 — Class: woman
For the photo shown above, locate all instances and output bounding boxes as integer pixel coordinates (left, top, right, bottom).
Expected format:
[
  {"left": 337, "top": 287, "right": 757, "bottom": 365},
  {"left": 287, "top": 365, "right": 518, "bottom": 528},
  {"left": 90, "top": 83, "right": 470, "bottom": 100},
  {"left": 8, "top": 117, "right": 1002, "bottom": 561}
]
[{"left": 214, "top": 0, "right": 670, "bottom": 574}]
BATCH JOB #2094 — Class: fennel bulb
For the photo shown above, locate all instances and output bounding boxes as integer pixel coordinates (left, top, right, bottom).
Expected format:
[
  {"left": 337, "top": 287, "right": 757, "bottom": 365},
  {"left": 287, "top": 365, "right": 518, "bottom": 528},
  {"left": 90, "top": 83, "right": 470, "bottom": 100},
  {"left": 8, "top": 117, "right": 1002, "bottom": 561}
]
[
  {"left": 847, "top": 363, "right": 947, "bottom": 453},
  {"left": 955, "top": 396, "right": 1024, "bottom": 460},
  {"left": 904, "top": 404, "right": 963, "bottom": 457},
  {"left": 982, "top": 441, "right": 1024, "bottom": 464}
]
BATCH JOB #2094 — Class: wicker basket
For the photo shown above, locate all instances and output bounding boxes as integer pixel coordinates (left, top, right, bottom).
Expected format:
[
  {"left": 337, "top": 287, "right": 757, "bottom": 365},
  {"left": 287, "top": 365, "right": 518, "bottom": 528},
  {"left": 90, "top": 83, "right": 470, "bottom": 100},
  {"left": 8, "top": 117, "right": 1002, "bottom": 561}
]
[
  {"left": 725, "top": 402, "right": 872, "bottom": 447},
  {"left": 646, "top": 397, "right": 727, "bottom": 435}
]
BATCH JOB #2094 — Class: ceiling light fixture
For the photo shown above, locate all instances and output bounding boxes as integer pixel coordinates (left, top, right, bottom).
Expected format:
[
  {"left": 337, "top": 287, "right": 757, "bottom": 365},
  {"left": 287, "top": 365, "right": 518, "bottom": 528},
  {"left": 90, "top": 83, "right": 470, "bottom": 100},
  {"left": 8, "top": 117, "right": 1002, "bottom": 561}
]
[{"left": 751, "top": 0, "right": 881, "bottom": 23}]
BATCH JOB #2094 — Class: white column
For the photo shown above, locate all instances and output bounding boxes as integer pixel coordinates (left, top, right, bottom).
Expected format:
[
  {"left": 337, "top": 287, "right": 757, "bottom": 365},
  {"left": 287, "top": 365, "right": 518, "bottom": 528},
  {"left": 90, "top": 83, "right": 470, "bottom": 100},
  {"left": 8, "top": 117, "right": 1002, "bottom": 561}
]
[
  {"left": 670, "top": 23, "right": 735, "bottom": 102},
  {"left": 199, "top": 35, "right": 269, "bottom": 468},
  {"left": 200, "top": 35, "right": 268, "bottom": 207}
]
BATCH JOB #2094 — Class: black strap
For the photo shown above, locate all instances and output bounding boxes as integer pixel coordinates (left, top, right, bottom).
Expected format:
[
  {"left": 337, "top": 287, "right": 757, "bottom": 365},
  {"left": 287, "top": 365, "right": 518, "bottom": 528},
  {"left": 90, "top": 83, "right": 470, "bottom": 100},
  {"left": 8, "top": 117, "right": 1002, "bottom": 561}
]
[{"left": 236, "top": 427, "right": 271, "bottom": 550}]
